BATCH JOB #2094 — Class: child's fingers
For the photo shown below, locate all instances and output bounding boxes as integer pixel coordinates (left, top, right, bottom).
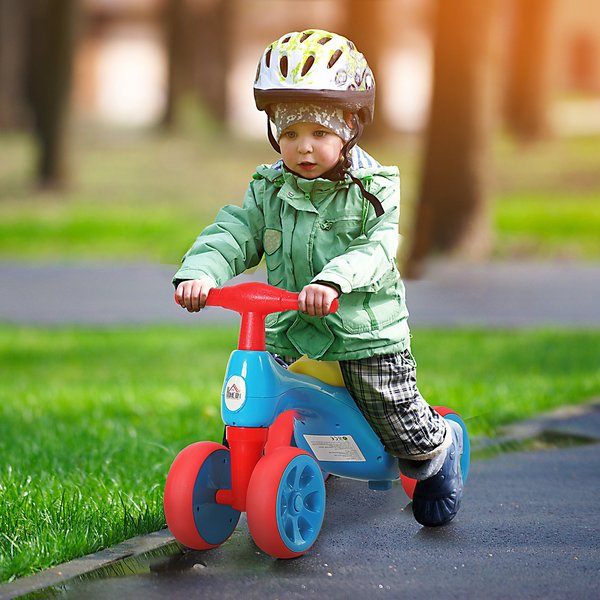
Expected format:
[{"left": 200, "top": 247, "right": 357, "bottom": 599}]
[
  {"left": 299, "top": 285, "right": 337, "bottom": 316},
  {"left": 312, "top": 291, "right": 326, "bottom": 317},
  {"left": 175, "top": 280, "right": 214, "bottom": 312},
  {"left": 185, "top": 281, "right": 197, "bottom": 312},
  {"left": 181, "top": 282, "right": 194, "bottom": 311},
  {"left": 175, "top": 282, "right": 188, "bottom": 308},
  {"left": 299, "top": 288, "right": 318, "bottom": 315},
  {"left": 305, "top": 290, "right": 317, "bottom": 316},
  {"left": 298, "top": 288, "right": 307, "bottom": 313},
  {"left": 178, "top": 280, "right": 200, "bottom": 312},
  {"left": 197, "top": 281, "right": 213, "bottom": 310}
]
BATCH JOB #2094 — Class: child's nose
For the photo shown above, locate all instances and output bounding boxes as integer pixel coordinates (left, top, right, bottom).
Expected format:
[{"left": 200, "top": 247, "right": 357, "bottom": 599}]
[{"left": 298, "top": 137, "right": 312, "bottom": 153}]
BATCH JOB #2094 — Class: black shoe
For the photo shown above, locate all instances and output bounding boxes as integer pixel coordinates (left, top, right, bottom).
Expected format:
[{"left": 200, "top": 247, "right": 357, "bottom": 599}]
[{"left": 412, "top": 420, "right": 464, "bottom": 527}]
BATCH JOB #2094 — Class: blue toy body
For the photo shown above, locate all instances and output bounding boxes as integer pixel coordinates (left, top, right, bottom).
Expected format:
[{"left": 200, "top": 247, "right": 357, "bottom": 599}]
[{"left": 221, "top": 350, "right": 400, "bottom": 485}]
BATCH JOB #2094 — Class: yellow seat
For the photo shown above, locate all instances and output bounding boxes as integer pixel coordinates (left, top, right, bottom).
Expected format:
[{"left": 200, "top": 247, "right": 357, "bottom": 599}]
[{"left": 288, "top": 356, "right": 345, "bottom": 387}]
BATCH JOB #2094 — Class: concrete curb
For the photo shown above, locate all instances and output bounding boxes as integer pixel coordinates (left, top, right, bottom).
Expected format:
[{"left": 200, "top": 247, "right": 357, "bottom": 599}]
[
  {"left": 0, "top": 530, "right": 176, "bottom": 600},
  {"left": 474, "top": 397, "right": 600, "bottom": 454}
]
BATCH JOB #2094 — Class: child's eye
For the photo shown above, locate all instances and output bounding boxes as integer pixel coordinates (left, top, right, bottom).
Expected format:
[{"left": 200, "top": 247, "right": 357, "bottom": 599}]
[
  {"left": 314, "top": 130, "right": 328, "bottom": 138},
  {"left": 283, "top": 131, "right": 297, "bottom": 139}
]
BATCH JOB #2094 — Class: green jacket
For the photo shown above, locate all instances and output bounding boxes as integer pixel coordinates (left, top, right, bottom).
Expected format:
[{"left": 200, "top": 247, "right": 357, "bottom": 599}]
[{"left": 173, "top": 159, "right": 410, "bottom": 360}]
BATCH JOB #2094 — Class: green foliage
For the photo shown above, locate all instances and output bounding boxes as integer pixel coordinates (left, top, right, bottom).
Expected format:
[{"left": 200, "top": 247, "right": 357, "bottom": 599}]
[
  {"left": 1, "top": 325, "right": 599, "bottom": 581},
  {"left": 1, "top": 130, "right": 599, "bottom": 261},
  {"left": 493, "top": 135, "right": 600, "bottom": 259},
  {"left": 494, "top": 193, "right": 600, "bottom": 258}
]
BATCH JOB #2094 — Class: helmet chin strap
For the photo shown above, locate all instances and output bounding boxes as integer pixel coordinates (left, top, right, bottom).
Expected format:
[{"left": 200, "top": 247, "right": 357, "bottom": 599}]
[
  {"left": 321, "top": 115, "right": 384, "bottom": 217},
  {"left": 267, "top": 116, "right": 281, "bottom": 154}
]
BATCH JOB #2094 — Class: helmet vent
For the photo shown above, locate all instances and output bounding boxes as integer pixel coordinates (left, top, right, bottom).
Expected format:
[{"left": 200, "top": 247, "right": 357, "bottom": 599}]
[
  {"left": 328, "top": 49, "right": 342, "bottom": 69},
  {"left": 265, "top": 48, "right": 272, "bottom": 67},
  {"left": 301, "top": 55, "right": 315, "bottom": 76},
  {"left": 280, "top": 55, "right": 288, "bottom": 77},
  {"left": 318, "top": 36, "right": 332, "bottom": 45},
  {"left": 300, "top": 32, "right": 313, "bottom": 43},
  {"left": 282, "top": 35, "right": 291, "bottom": 44}
]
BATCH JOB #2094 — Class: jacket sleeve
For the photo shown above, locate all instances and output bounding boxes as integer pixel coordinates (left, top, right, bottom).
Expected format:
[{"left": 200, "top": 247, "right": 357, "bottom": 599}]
[
  {"left": 172, "top": 182, "right": 265, "bottom": 287},
  {"left": 312, "top": 173, "right": 400, "bottom": 294}
]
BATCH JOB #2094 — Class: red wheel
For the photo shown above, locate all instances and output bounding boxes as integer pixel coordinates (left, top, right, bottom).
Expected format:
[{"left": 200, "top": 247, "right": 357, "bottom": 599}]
[
  {"left": 164, "top": 441, "right": 240, "bottom": 550},
  {"left": 400, "top": 472, "right": 417, "bottom": 500},
  {"left": 246, "top": 447, "right": 326, "bottom": 559},
  {"left": 400, "top": 406, "right": 470, "bottom": 500}
]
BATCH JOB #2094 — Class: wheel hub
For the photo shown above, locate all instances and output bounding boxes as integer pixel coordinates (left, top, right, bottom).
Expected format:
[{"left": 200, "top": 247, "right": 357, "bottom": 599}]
[{"left": 292, "top": 493, "right": 303, "bottom": 513}]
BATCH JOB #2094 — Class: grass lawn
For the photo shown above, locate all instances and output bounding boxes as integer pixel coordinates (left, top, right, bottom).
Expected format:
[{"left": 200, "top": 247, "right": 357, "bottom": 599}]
[
  {"left": 1, "top": 324, "right": 599, "bottom": 582},
  {"left": 0, "top": 128, "right": 599, "bottom": 263}
]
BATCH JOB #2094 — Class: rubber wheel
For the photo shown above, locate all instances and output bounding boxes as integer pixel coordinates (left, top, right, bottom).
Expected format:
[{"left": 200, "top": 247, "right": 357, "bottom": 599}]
[
  {"left": 164, "top": 441, "right": 240, "bottom": 550},
  {"left": 246, "top": 447, "right": 326, "bottom": 559},
  {"left": 400, "top": 406, "right": 470, "bottom": 500}
]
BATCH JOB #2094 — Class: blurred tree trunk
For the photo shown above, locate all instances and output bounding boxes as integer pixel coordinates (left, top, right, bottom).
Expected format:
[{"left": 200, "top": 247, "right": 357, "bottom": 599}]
[
  {"left": 162, "top": 0, "right": 188, "bottom": 128},
  {"left": 342, "top": 0, "right": 392, "bottom": 140},
  {"left": 163, "top": 0, "right": 231, "bottom": 128},
  {"left": 0, "top": 0, "right": 28, "bottom": 129},
  {"left": 405, "top": 0, "right": 504, "bottom": 278},
  {"left": 504, "top": 0, "right": 557, "bottom": 140},
  {"left": 27, "top": 0, "right": 79, "bottom": 189},
  {"left": 195, "top": 0, "right": 231, "bottom": 125}
]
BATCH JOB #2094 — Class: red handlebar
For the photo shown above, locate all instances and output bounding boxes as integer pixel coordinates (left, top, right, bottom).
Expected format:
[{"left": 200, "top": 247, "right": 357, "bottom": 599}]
[
  {"left": 206, "top": 282, "right": 300, "bottom": 314},
  {"left": 181, "top": 282, "right": 338, "bottom": 351}
]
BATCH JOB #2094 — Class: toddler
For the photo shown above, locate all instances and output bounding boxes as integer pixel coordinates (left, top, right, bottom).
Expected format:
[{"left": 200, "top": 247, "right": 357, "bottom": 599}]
[{"left": 174, "top": 29, "right": 464, "bottom": 527}]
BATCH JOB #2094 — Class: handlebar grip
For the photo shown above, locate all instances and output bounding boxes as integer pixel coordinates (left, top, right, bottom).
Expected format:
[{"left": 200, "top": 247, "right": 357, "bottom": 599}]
[
  {"left": 205, "top": 282, "right": 298, "bottom": 315},
  {"left": 176, "top": 281, "right": 339, "bottom": 315}
]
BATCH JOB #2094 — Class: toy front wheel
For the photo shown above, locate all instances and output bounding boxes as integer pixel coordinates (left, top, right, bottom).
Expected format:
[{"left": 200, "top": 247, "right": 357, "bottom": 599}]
[
  {"left": 164, "top": 441, "right": 240, "bottom": 550},
  {"left": 246, "top": 447, "right": 326, "bottom": 559},
  {"left": 400, "top": 407, "right": 471, "bottom": 500}
]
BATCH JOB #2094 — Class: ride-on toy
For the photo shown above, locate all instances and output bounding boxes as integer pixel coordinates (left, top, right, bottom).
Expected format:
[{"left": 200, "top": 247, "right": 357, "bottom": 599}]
[{"left": 164, "top": 282, "right": 470, "bottom": 559}]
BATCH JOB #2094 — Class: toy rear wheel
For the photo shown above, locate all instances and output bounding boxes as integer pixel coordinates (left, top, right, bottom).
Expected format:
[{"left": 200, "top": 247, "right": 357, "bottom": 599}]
[
  {"left": 164, "top": 441, "right": 240, "bottom": 549},
  {"left": 400, "top": 406, "right": 470, "bottom": 500},
  {"left": 246, "top": 447, "right": 325, "bottom": 558}
]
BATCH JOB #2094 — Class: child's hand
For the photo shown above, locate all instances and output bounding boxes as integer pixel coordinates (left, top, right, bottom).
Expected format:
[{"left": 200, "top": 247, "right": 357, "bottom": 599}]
[
  {"left": 298, "top": 283, "right": 339, "bottom": 317},
  {"left": 175, "top": 278, "right": 215, "bottom": 312}
]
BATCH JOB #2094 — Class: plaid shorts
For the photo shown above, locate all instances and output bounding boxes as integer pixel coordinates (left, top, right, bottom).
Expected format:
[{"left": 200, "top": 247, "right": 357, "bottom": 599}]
[{"left": 338, "top": 350, "right": 449, "bottom": 459}]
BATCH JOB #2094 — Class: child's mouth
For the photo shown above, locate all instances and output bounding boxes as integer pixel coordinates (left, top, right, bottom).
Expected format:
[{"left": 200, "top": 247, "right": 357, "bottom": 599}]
[{"left": 299, "top": 162, "right": 316, "bottom": 169}]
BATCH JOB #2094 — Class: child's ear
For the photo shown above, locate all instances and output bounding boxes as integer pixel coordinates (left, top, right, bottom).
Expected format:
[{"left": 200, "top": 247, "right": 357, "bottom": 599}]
[{"left": 344, "top": 111, "right": 355, "bottom": 128}]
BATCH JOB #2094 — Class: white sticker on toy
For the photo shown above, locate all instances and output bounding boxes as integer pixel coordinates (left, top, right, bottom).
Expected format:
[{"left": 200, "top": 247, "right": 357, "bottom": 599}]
[
  {"left": 303, "top": 435, "right": 366, "bottom": 462},
  {"left": 224, "top": 376, "right": 246, "bottom": 411}
]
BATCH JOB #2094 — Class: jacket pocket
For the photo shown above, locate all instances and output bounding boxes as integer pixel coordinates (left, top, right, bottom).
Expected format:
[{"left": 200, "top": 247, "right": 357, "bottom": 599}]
[
  {"left": 287, "top": 314, "right": 335, "bottom": 360},
  {"left": 339, "top": 293, "right": 403, "bottom": 334}
]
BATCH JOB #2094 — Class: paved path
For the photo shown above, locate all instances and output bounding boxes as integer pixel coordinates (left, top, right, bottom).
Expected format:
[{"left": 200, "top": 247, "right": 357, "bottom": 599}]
[
  {"left": 1, "top": 260, "right": 599, "bottom": 327},
  {"left": 2, "top": 402, "right": 599, "bottom": 600}
]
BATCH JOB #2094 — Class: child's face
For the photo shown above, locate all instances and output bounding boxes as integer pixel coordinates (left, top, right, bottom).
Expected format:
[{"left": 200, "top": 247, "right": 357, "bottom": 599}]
[{"left": 279, "top": 122, "right": 344, "bottom": 179}]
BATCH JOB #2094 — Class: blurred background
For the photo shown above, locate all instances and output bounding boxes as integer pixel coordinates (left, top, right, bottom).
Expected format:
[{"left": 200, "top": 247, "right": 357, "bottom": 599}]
[{"left": 1, "top": 0, "right": 599, "bottom": 274}]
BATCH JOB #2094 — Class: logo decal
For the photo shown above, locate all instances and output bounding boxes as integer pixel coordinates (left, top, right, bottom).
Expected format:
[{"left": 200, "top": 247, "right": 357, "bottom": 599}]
[{"left": 224, "top": 375, "right": 246, "bottom": 412}]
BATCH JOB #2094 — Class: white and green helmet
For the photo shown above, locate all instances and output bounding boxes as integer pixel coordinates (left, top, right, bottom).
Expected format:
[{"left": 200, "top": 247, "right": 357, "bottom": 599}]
[{"left": 254, "top": 29, "right": 376, "bottom": 124}]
